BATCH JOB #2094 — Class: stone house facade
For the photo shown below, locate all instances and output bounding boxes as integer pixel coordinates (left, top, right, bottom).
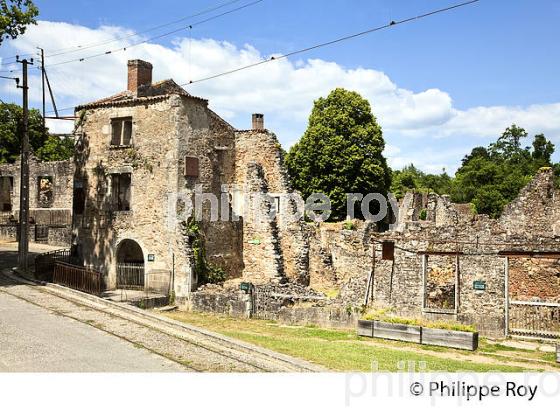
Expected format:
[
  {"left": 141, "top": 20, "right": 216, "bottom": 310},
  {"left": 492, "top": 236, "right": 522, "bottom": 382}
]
[
  {"left": 72, "top": 59, "right": 295, "bottom": 295},
  {"left": 0, "top": 154, "right": 73, "bottom": 245}
]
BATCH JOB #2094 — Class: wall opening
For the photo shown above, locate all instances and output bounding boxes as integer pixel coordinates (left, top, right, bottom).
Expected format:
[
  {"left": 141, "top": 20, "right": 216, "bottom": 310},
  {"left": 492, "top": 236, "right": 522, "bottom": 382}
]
[
  {"left": 110, "top": 173, "right": 131, "bottom": 211},
  {"left": 0, "top": 176, "right": 14, "bottom": 212},
  {"left": 38, "top": 176, "right": 54, "bottom": 208},
  {"left": 422, "top": 254, "right": 458, "bottom": 312},
  {"left": 116, "top": 239, "right": 145, "bottom": 289}
]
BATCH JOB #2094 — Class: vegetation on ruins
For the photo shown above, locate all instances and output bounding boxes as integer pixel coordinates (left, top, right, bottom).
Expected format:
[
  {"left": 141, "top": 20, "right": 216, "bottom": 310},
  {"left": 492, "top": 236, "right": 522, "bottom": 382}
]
[
  {"left": 183, "top": 217, "right": 227, "bottom": 285},
  {"left": 0, "top": 0, "right": 38, "bottom": 44},
  {"left": 285, "top": 88, "right": 391, "bottom": 221},
  {"left": 390, "top": 124, "right": 558, "bottom": 218},
  {"left": 0, "top": 102, "right": 73, "bottom": 163}
]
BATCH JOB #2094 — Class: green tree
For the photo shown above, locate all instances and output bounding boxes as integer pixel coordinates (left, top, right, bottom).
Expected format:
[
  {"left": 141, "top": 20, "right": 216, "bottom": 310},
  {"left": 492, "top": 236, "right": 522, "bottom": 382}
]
[
  {"left": 36, "top": 134, "right": 75, "bottom": 161},
  {"left": 489, "top": 124, "right": 527, "bottom": 159},
  {"left": 285, "top": 88, "right": 391, "bottom": 221},
  {"left": 0, "top": 0, "right": 38, "bottom": 44},
  {"left": 452, "top": 125, "right": 554, "bottom": 217},
  {"left": 532, "top": 133, "right": 554, "bottom": 165},
  {"left": 391, "top": 164, "right": 453, "bottom": 199},
  {"left": 0, "top": 102, "right": 48, "bottom": 163}
]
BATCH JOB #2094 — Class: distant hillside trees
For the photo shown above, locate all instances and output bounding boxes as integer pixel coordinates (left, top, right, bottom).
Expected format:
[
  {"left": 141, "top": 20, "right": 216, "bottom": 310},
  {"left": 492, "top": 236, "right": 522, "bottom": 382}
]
[
  {"left": 452, "top": 125, "right": 555, "bottom": 217},
  {"left": 390, "top": 124, "right": 557, "bottom": 218}
]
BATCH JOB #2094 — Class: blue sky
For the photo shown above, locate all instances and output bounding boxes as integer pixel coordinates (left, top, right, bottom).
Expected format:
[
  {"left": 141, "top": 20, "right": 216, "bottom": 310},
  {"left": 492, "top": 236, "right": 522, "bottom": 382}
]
[{"left": 2, "top": 0, "right": 560, "bottom": 173}]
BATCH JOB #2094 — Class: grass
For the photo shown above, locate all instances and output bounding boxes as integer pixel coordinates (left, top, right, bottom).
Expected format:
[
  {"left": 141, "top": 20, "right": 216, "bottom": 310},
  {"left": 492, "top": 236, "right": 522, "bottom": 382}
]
[{"left": 161, "top": 310, "right": 549, "bottom": 372}]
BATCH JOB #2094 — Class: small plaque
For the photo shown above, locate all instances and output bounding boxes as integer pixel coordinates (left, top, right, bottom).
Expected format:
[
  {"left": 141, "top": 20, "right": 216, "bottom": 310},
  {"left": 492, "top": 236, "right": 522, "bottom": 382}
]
[
  {"left": 147, "top": 254, "right": 155, "bottom": 262},
  {"left": 473, "top": 280, "right": 486, "bottom": 291},
  {"left": 240, "top": 282, "right": 253, "bottom": 293}
]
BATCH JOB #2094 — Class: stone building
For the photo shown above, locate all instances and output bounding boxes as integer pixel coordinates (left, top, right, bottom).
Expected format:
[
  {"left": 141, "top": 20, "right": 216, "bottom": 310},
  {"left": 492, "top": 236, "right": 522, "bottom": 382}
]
[
  {"left": 71, "top": 59, "right": 297, "bottom": 295},
  {"left": 0, "top": 154, "right": 74, "bottom": 246},
  {"left": 71, "top": 59, "right": 559, "bottom": 339}
]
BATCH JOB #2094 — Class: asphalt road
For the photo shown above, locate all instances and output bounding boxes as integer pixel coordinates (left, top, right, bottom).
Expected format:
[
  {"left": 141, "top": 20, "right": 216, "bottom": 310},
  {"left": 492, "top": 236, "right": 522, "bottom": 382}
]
[
  {"left": 0, "top": 243, "right": 185, "bottom": 372},
  {"left": 0, "top": 288, "right": 187, "bottom": 372}
]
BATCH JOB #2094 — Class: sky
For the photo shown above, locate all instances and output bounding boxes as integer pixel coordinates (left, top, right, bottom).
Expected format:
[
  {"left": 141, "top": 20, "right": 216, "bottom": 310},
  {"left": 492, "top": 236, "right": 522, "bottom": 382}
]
[{"left": 1, "top": 0, "right": 560, "bottom": 174}]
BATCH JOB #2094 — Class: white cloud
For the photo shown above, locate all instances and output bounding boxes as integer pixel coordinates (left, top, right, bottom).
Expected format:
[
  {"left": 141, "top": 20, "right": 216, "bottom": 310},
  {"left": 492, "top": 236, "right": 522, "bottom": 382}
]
[{"left": 2, "top": 20, "right": 560, "bottom": 172}]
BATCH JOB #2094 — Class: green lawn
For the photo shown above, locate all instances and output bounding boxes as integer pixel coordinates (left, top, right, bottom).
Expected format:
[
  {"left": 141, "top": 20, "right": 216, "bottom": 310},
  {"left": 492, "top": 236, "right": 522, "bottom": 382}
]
[{"left": 161, "top": 311, "right": 552, "bottom": 372}]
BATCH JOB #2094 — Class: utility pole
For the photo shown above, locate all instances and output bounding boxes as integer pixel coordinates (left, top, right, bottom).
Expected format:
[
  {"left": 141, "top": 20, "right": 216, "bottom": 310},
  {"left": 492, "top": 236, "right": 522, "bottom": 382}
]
[
  {"left": 38, "top": 48, "right": 46, "bottom": 128},
  {"left": 16, "top": 56, "right": 33, "bottom": 274}
]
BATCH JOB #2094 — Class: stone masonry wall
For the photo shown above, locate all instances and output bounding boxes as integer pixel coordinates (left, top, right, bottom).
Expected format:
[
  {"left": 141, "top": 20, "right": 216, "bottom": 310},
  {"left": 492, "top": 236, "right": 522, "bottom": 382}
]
[{"left": 0, "top": 154, "right": 74, "bottom": 211}]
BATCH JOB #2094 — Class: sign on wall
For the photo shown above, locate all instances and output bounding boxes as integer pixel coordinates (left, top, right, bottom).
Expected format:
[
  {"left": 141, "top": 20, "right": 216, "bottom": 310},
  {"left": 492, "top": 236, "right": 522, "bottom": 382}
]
[{"left": 473, "top": 280, "right": 486, "bottom": 291}]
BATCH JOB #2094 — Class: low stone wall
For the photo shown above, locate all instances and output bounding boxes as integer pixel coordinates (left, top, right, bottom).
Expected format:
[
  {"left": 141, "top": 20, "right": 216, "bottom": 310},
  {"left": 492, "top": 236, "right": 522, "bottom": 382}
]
[
  {"left": 189, "top": 289, "right": 250, "bottom": 318},
  {"left": 0, "top": 224, "right": 71, "bottom": 247},
  {"left": 0, "top": 225, "right": 17, "bottom": 242},
  {"left": 46, "top": 226, "right": 72, "bottom": 247}
]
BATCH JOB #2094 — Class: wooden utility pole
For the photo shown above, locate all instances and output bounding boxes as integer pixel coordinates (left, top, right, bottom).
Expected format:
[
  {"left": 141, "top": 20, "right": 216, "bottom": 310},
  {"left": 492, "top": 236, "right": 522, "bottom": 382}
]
[
  {"left": 16, "top": 56, "right": 33, "bottom": 274},
  {"left": 38, "top": 48, "right": 46, "bottom": 128}
]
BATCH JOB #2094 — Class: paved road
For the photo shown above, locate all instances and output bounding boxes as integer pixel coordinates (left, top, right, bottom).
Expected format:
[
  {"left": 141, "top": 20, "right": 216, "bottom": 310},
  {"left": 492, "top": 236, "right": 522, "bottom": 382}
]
[
  {"left": 0, "top": 243, "right": 322, "bottom": 372},
  {"left": 0, "top": 290, "right": 185, "bottom": 372},
  {"left": 0, "top": 243, "right": 184, "bottom": 372}
]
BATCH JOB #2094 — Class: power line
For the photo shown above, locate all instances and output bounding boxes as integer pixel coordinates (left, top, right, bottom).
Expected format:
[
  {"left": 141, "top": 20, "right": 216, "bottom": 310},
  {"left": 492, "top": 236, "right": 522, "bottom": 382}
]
[
  {"left": 0, "top": 0, "right": 247, "bottom": 64},
  {"left": 44, "top": 0, "right": 246, "bottom": 58},
  {"left": 181, "top": 0, "right": 480, "bottom": 86},
  {"left": 0, "top": 0, "right": 261, "bottom": 73},
  {"left": 19, "top": 0, "right": 264, "bottom": 70},
  {"left": 47, "top": 0, "right": 480, "bottom": 114}
]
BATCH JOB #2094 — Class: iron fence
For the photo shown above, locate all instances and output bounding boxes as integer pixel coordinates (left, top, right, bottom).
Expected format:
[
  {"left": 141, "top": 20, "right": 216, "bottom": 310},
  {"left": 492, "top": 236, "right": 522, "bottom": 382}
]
[
  {"left": 35, "top": 248, "right": 72, "bottom": 282},
  {"left": 509, "top": 300, "right": 560, "bottom": 339},
  {"left": 53, "top": 261, "right": 102, "bottom": 296},
  {"left": 116, "top": 263, "right": 145, "bottom": 290}
]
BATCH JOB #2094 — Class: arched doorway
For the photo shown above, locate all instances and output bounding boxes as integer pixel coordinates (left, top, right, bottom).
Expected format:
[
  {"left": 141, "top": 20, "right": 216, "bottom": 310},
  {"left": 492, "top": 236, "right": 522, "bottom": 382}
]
[{"left": 116, "top": 239, "right": 145, "bottom": 289}]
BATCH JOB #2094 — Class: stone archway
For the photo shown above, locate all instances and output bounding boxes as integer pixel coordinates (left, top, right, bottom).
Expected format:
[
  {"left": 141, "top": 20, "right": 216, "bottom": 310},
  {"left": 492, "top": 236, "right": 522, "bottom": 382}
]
[{"left": 116, "top": 239, "right": 145, "bottom": 289}]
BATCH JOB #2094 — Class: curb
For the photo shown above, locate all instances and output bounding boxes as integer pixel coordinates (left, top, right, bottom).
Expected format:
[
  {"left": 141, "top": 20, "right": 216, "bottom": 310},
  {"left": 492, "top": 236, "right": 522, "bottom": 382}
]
[{"left": 7, "top": 269, "right": 325, "bottom": 372}]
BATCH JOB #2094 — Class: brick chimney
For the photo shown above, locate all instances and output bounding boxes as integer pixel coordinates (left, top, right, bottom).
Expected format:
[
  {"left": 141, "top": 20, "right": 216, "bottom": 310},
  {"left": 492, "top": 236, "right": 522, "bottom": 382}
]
[
  {"left": 127, "top": 59, "right": 153, "bottom": 93},
  {"left": 252, "top": 113, "right": 264, "bottom": 130}
]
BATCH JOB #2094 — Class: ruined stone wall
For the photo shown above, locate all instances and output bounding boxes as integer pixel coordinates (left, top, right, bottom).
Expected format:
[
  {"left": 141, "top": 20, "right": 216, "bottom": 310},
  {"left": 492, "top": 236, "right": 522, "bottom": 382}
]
[
  {"left": 234, "top": 129, "right": 308, "bottom": 284},
  {"left": 307, "top": 221, "right": 374, "bottom": 292},
  {"left": 0, "top": 154, "right": 74, "bottom": 211},
  {"left": 509, "top": 258, "right": 560, "bottom": 302},
  {"left": 500, "top": 167, "right": 558, "bottom": 238},
  {"left": 175, "top": 102, "right": 243, "bottom": 283},
  {"left": 0, "top": 155, "right": 73, "bottom": 246}
]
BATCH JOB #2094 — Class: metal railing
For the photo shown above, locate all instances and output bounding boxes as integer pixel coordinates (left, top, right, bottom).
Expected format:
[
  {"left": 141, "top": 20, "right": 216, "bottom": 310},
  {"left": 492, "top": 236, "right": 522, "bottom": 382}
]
[
  {"left": 116, "top": 263, "right": 145, "bottom": 290},
  {"left": 53, "top": 261, "right": 102, "bottom": 296},
  {"left": 509, "top": 300, "right": 560, "bottom": 339},
  {"left": 35, "top": 248, "right": 72, "bottom": 282}
]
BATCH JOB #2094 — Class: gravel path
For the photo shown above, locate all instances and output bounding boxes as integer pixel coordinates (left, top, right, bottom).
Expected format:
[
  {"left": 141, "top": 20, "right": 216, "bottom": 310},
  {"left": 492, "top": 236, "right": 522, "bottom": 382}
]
[{"left": 0, "top": 270, "right": 322, "bottom": 372}]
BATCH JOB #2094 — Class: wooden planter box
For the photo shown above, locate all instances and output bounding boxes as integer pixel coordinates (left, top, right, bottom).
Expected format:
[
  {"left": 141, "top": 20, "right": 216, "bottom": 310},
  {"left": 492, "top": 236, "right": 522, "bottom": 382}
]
[
  {"left": 373, "top": 320, "right": 422, "bottom": 343},
  {"left": 421, "top": 327, "right": 478, "bottom": 351},
  {"left": 357, "top": 320, "right": 374, "bottom": 337},
  {"left": 356, "top": 320, "right": 479, "bottom": 351}
]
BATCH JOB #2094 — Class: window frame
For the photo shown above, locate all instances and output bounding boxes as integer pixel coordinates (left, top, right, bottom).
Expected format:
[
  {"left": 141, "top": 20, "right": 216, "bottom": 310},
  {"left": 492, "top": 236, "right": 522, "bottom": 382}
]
[
  {"left": 421, "top": 253, "right": 460, "bottom": 315},
  {"left": 110, "top": 117, "right": 134, "bottom": 148},
  {"left": 110, "top": 172, "right": 132, "bottom": 212}
]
